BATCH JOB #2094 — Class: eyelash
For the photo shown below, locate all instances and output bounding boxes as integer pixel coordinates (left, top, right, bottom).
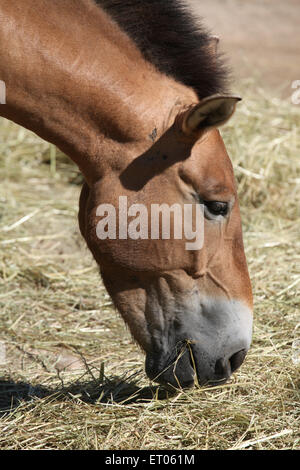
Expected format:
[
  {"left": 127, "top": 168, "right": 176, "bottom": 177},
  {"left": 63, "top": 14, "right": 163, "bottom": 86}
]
[
  {"left": 191, "top": 192, "right": 230, "bottom": 218},
  {"left": 204, "top": 200, "right": 229, "bottom": 217}
]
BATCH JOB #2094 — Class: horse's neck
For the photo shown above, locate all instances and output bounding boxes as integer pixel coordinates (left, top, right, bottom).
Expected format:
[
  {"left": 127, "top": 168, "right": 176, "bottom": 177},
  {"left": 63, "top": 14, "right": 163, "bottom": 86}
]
[{"left": 0, "top": 0, "right": 196, "bottom": 185}]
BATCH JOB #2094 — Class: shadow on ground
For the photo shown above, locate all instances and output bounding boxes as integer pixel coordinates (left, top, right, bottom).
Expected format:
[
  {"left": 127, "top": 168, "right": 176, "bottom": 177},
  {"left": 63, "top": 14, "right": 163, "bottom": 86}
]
[{"left": 0, "top": 371, "right": 175, "bottom": 416}]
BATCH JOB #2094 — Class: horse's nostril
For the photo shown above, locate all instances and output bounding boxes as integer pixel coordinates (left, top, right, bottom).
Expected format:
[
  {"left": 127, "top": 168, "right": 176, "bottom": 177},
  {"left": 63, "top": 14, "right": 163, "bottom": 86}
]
[
  {"left": 229, "top": 349, "right": 247, "bottom": 372},
  {"left": 214, "top": 357, "right": 231, "bottom": 377},
  {"left": 215, "top": 349, "right": 247, "bottom": 378}
]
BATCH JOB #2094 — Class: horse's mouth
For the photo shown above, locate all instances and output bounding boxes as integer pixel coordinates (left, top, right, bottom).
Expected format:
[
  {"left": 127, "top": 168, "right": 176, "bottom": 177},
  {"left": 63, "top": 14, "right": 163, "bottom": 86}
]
[{"left": 146, "top": 340, "right": 205, "bottom": 390}]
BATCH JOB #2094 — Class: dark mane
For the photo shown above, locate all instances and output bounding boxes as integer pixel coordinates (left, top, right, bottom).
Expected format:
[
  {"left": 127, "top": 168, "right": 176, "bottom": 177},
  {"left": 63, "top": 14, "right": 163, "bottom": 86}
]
[{"left": 96, "top": 0, "right": 228, "bottom": 99}]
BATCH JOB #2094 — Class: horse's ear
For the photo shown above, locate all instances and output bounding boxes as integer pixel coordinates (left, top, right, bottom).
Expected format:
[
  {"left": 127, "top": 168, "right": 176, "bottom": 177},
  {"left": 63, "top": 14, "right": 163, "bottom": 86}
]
[{"left": 181, "top": 94, "right": 241, "bottom": 137}]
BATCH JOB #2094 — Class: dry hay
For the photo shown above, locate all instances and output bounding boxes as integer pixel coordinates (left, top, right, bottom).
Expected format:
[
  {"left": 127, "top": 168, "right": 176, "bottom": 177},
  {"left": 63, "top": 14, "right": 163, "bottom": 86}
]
[{"left": 0, "top": 82, "right": 299, "bottom": 450}]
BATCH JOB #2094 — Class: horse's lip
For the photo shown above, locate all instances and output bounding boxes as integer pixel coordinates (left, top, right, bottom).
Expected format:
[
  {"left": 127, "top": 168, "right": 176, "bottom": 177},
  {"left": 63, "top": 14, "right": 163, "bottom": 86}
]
[
  {"left": 162, "top": 342, "right": 196, "bottom": 390},
  {"left": 145, "top": 341, "right": 196, "bottom": 389}
]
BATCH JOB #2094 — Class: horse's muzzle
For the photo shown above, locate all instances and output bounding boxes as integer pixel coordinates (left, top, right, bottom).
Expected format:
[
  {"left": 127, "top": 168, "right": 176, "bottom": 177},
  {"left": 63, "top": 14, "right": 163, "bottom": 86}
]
[{"left": 145, "top": 343, "right": 249, "bottom": 390}]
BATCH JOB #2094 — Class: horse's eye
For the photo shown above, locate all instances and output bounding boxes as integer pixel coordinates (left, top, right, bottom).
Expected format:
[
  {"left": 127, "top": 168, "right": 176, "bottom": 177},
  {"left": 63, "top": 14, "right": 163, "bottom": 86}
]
[{"left": 204, "top": 201, "right": 229, "bottom": 217}]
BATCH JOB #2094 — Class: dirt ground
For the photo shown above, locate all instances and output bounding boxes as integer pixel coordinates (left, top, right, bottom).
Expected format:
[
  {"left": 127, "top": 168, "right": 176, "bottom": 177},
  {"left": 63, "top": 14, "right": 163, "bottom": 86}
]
[{"left": 188, "top": 0, "right": 300, "bottom": 96}]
